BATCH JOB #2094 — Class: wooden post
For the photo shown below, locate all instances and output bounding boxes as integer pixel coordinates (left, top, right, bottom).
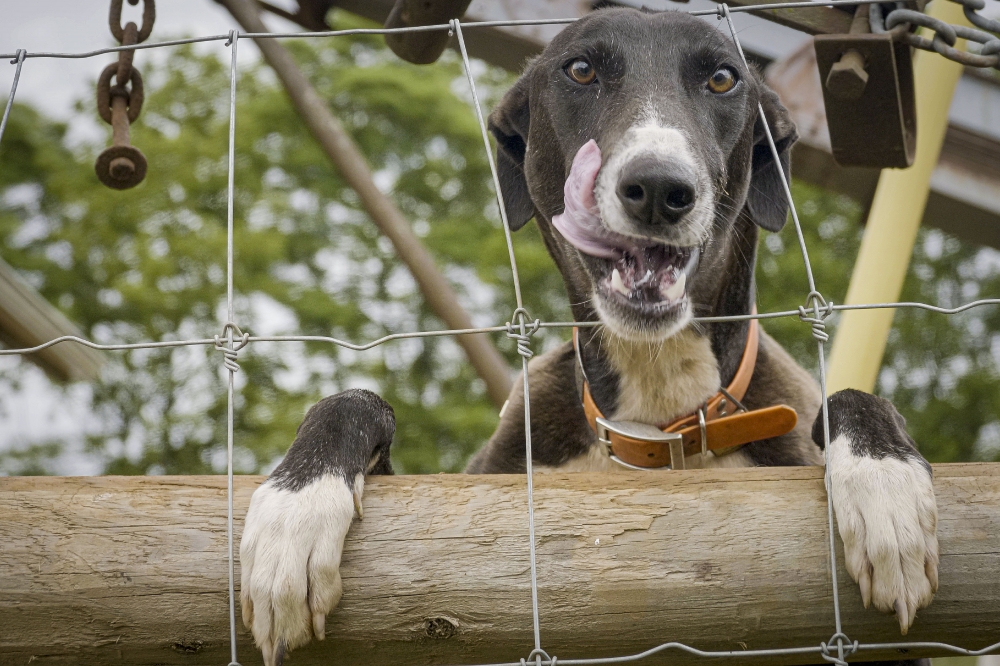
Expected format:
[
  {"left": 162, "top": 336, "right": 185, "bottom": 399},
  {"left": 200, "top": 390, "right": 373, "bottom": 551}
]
[
  {"left": 2, "top": 466, "right": 999, "bottom": 665},
  {"left": 826, "top": 0, "right": 969, "bottom": 394}
]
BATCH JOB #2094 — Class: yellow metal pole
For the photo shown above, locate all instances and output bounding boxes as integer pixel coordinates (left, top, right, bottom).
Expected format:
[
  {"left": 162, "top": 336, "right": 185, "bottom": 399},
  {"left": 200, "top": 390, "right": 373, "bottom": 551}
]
[{"left": 826, "top": 0, "right": 969, "bottom": 394}]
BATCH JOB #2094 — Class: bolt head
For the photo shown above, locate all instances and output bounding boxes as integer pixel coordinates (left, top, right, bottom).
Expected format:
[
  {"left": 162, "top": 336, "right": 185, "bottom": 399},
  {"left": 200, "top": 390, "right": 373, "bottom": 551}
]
[{"left": 95, "top": 145, "right": 147, "bottom": 190}]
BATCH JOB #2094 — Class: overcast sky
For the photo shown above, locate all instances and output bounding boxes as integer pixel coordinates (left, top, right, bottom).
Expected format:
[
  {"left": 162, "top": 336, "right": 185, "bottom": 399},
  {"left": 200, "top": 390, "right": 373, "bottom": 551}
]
[
  {"left": 0, "top": 1, "right": 304, "bottom": 473},
  {"left": 0, "top": 0, "right": 305, "bottom": 144}
]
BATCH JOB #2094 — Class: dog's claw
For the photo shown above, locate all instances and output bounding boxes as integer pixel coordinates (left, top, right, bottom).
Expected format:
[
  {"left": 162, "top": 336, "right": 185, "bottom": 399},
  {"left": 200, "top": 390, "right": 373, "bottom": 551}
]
[
  {"left": 926, "top": 556, "right": 939, "bottom": 593},
  {"left": 895, "top": 599, "right": 908, "bottom": 635},
  {"left": 313, "top": 611, "right": 326, "bottom": 640},
  {"left": 353, "top": 487, "right": 364, "bottom": 520},
  {"left": 859, "top": 563, "right": 872, "bottom": 608},
  {"left": 261, "top": 638, "right": 275, "bottom": 666}
]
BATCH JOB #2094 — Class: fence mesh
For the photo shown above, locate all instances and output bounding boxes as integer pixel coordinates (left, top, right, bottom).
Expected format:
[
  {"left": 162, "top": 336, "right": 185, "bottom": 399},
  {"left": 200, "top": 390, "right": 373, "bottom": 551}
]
[{"left": 2, "top": 3, "right": 1000, "bottom": 666}]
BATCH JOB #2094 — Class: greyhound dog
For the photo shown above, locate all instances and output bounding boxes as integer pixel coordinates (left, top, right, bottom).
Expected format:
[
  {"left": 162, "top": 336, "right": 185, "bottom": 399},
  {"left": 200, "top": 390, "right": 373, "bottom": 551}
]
[{"left": 239, "top": 9, "right": 939, "bottom": 665}]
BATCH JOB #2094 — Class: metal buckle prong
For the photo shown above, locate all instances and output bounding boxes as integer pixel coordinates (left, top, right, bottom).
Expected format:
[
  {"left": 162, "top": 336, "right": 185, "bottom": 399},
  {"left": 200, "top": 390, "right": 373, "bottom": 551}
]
[
  {"left": 596, "top": 417, "right": 684, "bottom": 470},
  {"left": 719, "top": 387, "right": 748, "bottom": 414},
  {"left": 698, "top": 407, "right": 708, "bottom": 457}
]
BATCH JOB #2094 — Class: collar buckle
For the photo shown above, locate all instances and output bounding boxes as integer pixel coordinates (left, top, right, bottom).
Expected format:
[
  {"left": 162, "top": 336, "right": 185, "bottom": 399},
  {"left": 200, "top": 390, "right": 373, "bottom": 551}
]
[{"left": 595, "top": 417, "right": 685, "bottom": 471}]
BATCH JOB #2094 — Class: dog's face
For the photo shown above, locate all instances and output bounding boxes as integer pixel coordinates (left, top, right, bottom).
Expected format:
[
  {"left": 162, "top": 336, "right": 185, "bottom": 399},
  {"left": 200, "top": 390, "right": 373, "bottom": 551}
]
[{"left": 489, "top": 9, "right": 796, "bottom": 340}]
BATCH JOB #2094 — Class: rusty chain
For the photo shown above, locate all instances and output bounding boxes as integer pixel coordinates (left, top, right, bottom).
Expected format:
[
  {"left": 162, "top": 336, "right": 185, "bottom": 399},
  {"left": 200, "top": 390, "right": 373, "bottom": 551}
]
[
  {"left": 94, "top": 0, "right": 154, "bottom": 189},
  {"left": 871, "top": 0, "right": 1000, "bottom": 69}
]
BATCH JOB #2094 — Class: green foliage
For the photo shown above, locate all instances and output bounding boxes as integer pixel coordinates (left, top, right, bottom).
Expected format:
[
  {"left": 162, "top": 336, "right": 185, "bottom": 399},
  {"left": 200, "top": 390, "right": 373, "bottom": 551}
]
[
  {"left": 0, "top": 20, "right": 566, "bottom": 476},
  {"left": 0, "top": 17, "right": 997, "bottom": 475},
  {"left": 757, "top": 182, "right": 1000, "bottom": 464}
]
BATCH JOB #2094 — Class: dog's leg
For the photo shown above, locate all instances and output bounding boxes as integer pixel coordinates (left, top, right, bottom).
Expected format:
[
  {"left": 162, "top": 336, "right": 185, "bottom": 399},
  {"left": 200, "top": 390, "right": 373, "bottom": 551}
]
[
  {"left": 814, "top": 389, "right": 938, "bottom": 634},
  {"left": 239, "top": 389, "right": 395, "bottom": 666}
]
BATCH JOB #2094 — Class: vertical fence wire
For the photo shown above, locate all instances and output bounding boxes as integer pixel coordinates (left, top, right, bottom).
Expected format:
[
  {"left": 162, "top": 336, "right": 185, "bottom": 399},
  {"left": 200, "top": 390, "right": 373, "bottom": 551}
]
[
  {"left": 452, "top": 19, "right": 546, "bottom": 660},
  {"left": 224, "top": 28, "right": 242, "bottom": 666},
  {"left": 719, "top": 6, "right": 848, "bottom": 661},
  {"left": 0, "top": 49, "right": 26, "bottom": 151}
]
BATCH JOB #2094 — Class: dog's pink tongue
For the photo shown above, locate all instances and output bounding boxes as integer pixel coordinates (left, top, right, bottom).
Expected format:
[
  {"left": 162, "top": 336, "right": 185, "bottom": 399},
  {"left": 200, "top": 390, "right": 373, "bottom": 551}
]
[{"left": 551, "top": 140, "right": 637, "bottom": 259}]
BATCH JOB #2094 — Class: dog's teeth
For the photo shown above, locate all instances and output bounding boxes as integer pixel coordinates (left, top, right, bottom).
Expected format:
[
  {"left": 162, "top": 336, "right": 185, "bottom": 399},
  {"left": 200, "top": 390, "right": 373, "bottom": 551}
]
[
  {"left": 662, "top": 273, "right": 686, "bottom": 301},
  {"left": 611, "top": 268, "right": 629, "bottom": 296}
]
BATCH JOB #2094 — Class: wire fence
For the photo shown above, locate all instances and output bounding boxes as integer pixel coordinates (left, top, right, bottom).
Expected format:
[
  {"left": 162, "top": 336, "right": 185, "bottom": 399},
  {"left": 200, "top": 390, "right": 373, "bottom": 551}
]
[{"left": 1, "top": 3, "right": 1000, "bottom": 666}]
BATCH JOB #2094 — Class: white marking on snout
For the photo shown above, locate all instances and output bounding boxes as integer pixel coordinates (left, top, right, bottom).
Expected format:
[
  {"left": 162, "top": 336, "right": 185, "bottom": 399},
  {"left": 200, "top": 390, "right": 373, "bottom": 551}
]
[{"left": 594, "top": 121, "right": 715, "bottom": 247}]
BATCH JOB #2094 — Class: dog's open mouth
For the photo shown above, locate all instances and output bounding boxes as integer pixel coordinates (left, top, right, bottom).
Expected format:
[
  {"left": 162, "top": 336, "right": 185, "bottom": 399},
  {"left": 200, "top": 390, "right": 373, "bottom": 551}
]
[
  {"left": 551, "top": 139, "right": 704, "bottom": 326},
  {"left": 600, "top": 244, "right": 699, "bottom": 309}
]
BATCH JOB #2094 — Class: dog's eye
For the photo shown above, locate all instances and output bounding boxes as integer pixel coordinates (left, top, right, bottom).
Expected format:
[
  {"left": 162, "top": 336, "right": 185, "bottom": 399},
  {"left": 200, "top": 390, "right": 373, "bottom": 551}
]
[
  {"left": 566, "top": 59, "right": 597, "bottom": 85},
  {"left": 708, "top": 67, "right": 737, "bottom": 94}
]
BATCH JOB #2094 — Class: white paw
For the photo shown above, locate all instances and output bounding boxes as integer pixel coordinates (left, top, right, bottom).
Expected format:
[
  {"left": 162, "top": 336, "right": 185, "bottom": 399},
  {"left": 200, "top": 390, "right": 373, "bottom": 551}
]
[
  {"left": 240, "top": 473, "right": 363, "bottom": 666},
  {"left": 828, "top": 434, "right": 939, "bottom": 634}
]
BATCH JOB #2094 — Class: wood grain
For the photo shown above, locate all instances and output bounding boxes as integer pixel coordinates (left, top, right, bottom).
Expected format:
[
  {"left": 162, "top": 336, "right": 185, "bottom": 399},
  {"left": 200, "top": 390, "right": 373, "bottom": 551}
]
[
  {"left": 0, "top": 256, "right": 103, "bottom": 382},
  {"left": 716, "top": 0, "right": 853, "bottom": 36},
  {"left": 2, "top": 465, "right": 998, "bottom": 665}
]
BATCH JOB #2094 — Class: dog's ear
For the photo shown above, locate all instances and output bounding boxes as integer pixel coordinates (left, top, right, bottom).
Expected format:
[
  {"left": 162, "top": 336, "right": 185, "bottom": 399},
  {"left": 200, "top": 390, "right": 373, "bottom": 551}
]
[
  {"left": 488, "top": 72, "right": 535, "bottom": 231},
  {"left": 746, "top": 87, "right": 798, "bottom": 232}
]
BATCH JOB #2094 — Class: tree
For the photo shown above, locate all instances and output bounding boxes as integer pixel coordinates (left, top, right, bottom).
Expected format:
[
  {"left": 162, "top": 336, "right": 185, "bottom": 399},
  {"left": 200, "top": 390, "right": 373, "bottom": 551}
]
[
  {"left": 758, "top": 183, "right": 1000, "bottom": 464},
  {"left": 1, "top": 13, "right": 998, "bottom": 475}
]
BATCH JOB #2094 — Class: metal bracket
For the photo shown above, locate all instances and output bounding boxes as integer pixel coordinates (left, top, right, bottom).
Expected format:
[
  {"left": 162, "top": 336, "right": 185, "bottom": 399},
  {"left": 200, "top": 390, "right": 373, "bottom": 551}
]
[
  {"left": 596, "top": 417, "right": 684, "bottom": 471},
  {"left": 814, "top": 32, "right": 916, "bottom": 168}
]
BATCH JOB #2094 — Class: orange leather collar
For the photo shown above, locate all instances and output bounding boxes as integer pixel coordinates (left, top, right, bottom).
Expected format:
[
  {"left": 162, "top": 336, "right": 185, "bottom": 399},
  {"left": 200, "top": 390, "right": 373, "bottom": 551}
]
[{"left": 574, "top": 318, "right": 798, "bottom": 469}]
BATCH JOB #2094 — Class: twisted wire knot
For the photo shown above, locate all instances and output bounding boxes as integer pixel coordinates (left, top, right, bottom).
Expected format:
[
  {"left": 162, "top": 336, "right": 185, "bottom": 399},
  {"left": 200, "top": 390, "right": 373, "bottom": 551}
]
[
  {"left": 520, "top": 648, "right": 555, "bottom": 666},
  {"left": 715, "top": 2, "right": 731, "bottom": 19},
  {"left": 214, "top": 322, "right": 250, "bottom": 373},
  {"left": 506, "top": 307, "right": 540, "bottom": 360},
  {"left": 798, "top": 291, "right": 834, "bottom": 343},
  {"left": 820, "top": 632, "right": 859, "bottom": 666}
]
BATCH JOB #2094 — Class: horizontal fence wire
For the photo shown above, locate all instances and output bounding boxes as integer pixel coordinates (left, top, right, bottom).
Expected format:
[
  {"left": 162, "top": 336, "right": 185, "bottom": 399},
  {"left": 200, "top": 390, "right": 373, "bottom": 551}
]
[
  {"left": 0, "top": 0, "right": 939, "bottom": 61},
  {"left": 2, "top": 3, "right": 1000, "bottom": 666},
  {"left": 7, "top": 296, "right": 1000, "bottom": 356}
]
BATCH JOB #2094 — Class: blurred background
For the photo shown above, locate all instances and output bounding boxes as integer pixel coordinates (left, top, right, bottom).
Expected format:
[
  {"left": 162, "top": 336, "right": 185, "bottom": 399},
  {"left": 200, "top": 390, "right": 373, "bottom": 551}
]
[{"left": 1, "top": 0, "right": 999, "bottom": 484}]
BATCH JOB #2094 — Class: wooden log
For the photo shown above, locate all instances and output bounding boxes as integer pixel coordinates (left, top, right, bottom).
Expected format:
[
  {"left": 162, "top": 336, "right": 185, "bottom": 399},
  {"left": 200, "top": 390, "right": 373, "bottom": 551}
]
[
  {"left": 1, "top": 465, "right": 998, "bottom": 665},
  {"left": 0, "top": 257, "right": 103, "bottom": 382}
]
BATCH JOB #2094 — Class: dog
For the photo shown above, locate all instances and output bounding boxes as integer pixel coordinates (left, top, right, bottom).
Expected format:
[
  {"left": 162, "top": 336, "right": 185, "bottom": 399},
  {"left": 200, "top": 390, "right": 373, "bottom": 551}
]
[{"left": 238, "top": 9, "right": 939, "bottom": 666}]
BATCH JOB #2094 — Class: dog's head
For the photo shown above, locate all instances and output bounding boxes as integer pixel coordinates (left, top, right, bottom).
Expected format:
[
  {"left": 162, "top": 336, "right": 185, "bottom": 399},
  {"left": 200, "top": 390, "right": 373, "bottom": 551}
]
[{"left": 488, "top": 8, "right": 796, "bottom": 341}]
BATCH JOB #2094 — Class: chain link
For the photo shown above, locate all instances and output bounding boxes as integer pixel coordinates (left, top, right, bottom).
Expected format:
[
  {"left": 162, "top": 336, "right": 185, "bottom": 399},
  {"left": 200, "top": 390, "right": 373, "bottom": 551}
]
[
  {"left": 871, "top": 0, "right": 1000, "bottom": 69},
  {"left": 94, "top": 0, "right": 154, "bottom": 189},
  {"left": 109, "top": 0, "right": 156, "bottom": 44},
  {"left": 97, "top": 0, "right": 153, "bottom": 125}
]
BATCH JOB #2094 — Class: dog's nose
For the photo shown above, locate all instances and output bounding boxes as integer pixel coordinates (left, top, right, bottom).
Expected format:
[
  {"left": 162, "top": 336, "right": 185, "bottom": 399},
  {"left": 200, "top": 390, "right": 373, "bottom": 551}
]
[{"left": 616, "top": 157, "right": 697, "bottom": 225}]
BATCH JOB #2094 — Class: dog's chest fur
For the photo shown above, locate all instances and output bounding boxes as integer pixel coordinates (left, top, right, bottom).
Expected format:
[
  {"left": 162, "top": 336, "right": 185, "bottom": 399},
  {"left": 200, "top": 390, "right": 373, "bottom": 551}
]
[{"left": 604, "top": 328, "right": 721, "bottom": 424}]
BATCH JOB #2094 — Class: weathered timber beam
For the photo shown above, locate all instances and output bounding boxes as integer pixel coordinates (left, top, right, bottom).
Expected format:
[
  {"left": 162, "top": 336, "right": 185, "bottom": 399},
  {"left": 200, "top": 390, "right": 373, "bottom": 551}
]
[
  {"left": 1, "top": 465, "right": 999, "bottom": 665},
  {"left": 331, "top": 0, "right": 853, "bottom": 41},
  {"left": 0, "top": 256, "right": 103, "bottom": 382},
  {"left": 705, "top": 0, "right": 852, "bottom": 35}
]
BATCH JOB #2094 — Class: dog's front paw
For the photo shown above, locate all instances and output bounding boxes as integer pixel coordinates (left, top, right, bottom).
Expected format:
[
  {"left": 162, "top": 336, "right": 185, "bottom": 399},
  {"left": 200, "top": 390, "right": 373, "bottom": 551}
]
[
  {"left": 828, "top": 435, "right": 938, "bottom": 634},
  {"left": 240, "top": 474, "right": 361, "bottom": 666}
]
